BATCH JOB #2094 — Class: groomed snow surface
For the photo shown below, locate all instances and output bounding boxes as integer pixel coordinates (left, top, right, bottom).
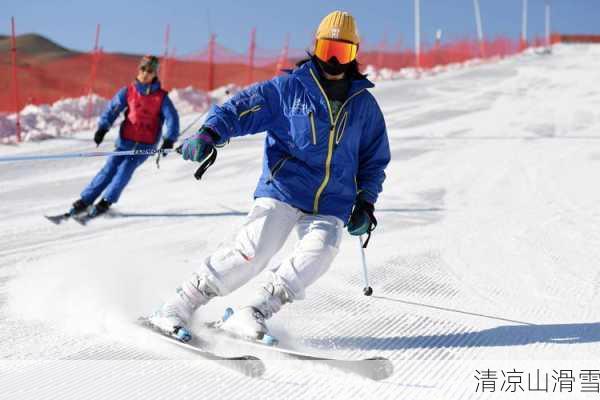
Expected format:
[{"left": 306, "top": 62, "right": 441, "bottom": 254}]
[{"left": 2, "top": 44, "right": 600, "bottom": 399}]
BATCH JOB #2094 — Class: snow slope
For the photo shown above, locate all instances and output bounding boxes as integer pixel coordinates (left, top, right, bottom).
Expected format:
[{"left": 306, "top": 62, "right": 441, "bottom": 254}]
[
  {"left": 2, "top": 44, "right": 600, "bottom": 399},
  {"left": 0, "top": 85, "right": 241, "bottom": 142}
]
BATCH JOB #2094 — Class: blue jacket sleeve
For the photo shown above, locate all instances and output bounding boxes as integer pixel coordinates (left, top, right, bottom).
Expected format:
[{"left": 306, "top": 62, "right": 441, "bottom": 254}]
[
  {"left": 357, "top": 97, "right": 391, "bottom": 205},
  {"left": 202, "top": 79, "right": 281, "bottom": 144},
  {"left": 98, "top": 87, "right": 128, "bottom": 131},
  {"left": 161, "top": 95, "right": 180, "bottom": 142}
]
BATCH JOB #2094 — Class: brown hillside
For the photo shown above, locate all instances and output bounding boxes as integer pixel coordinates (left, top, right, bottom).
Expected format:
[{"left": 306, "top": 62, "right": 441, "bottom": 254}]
[
  {"left": 0, "top": 33, "right": 288, "bottom": 112},
  {"left": 0, "top": 33, "right": 78, "bottom": 62}
]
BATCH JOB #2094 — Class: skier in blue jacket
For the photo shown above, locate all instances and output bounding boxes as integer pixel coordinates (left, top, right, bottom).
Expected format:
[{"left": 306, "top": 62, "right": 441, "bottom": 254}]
[
  {"left": 150, "top": 11, "right": 390, "bottom": 343},
  {"left": 68, "top": 55, "right": 180, "bottom": 218}
]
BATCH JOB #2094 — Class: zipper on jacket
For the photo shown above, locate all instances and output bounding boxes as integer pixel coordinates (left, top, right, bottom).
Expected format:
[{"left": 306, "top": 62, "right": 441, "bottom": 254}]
[
  {"left": 309, "top": 68, "right": 367, "bottom": 214},
  {"left": 239, "top": 105, "right": 261, "bottom": 119},
  {"left": 309, "top": 111, "right": 317, "bottom": 145},
  {"left": 335, "top": 111, "right": 349, "bottom": 145},
  {"left": 267, "top": 155, "right": 292, "bottom": 183}
]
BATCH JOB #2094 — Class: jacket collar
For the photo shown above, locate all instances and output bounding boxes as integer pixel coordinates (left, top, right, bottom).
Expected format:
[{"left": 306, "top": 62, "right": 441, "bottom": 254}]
[
  {"left": 133, "top": 79, "right": 162, "bottom": 95},
  {"left": 292, "top": 59, "right": 374, "bottom": 98}
]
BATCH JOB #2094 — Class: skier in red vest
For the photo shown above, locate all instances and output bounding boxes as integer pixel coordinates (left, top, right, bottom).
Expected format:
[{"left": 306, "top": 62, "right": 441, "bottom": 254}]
[{"left": 68, "top": 55, "right": 179, "bottom": 218}]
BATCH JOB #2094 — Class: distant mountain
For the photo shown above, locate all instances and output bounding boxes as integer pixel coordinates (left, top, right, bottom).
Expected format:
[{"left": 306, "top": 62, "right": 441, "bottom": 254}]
[{"left": 0, "top": 33, "right": 78, "bottom": 61}]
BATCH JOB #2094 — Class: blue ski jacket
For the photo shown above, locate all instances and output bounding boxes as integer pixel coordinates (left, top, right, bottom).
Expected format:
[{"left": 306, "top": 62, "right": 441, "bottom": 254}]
[
  {"left": 204, "top": 59, "right": 390, "bottom": 222},
  {"left": 98, "top": 79, "right": 179, "bottom": 151}
]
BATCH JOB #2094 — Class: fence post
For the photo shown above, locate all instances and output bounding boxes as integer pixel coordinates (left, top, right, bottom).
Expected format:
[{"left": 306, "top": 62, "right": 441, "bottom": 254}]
[
  {"left": 473, "top": 0, "right": 486, "bottom": 58},
  {"left": 414, "top": 0, "right": 421, "bottom": 70},
  {"left": 377, "top": 32, "right": 387, "bottom": 70},
  {"left": 545, "top": 0, "right": 551, "bottom": 50},
  {"left": 435, "top": 29, "right": 442, "bottom": 66},
  {"left": 86, "top": 24, "right": 101, "bottom": 122},
  {"left": 161, "top": 24, "right": 170, "bottom": 88},
  {"left": 207, "top": 33, "right": 216, "bottom": 91},
  {"left": 274, "top": 33, "right": 289, "bottom": 76},
  {"left": 520, "top": 0, "right": 528, "bottom": 50},
  {"left": 10, "top": 17, "right": 21, "bottom": 143},
  {"left": 247, "top": 28, "right": 256, "bottom": 85}
]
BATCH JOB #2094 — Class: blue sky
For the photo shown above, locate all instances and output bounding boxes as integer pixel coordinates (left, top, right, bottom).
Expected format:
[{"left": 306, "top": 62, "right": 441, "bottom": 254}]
[{"left": 4, "top": 0, "right": 600, "bottom": 55}]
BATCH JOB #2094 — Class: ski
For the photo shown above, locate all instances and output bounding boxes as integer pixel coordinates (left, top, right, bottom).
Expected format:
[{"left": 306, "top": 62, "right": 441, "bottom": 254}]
[
  {"left": 44, "top": 213, "right": 71, "bottom": 224},
  {"left": 204, "top": 309, "right": 394, "bottom": 381},
  {"left": 137, "top": 317, "right": 265, "bottom": 378},
  {"left": 73, "top": 211, "right": 107, "bottom": 225},
  {"left": 72, "top": 214, "right": 94, "bottom": 226},
  {"left": 45, "top": 212, "right": 98, "bottom": 226},
  {"left": 45, "top": 209, "right": 115, "bottom": 226}
]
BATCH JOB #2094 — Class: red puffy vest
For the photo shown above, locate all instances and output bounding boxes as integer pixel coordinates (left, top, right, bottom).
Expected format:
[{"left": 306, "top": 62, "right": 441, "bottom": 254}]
[{"left": 121, "top": 83, "right": 166, "bottom": 144}]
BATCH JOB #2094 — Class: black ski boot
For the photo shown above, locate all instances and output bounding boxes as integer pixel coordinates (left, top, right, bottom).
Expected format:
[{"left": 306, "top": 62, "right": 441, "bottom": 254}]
[
  {"left": 89, "top": 198, "right": 112, "bottom": 218},
  {"left": 69, "top": 199, "right": 89, "bottom": 216}
]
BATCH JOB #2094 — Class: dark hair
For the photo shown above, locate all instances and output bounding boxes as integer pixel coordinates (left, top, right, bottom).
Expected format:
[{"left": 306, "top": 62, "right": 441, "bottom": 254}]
[{"left": 295, "top": 52, "right": 368, "bottom": 80}]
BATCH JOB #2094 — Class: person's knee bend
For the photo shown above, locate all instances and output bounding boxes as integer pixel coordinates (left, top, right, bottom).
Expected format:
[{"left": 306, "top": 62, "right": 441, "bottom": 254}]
[{"left": 275, "top": 244, "right": 339, "bottom": 300}]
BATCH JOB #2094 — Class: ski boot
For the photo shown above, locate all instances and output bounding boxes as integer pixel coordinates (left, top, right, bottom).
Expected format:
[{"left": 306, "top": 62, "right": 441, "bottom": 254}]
[
  {"left": 148, "top": 273, "right": 219, "bottom": 342},
  {"left": 148, "top": 296, "right": 194, "bottom": 342},
  {"left": 68, "top": 199, "right": 89, "bottom": 217},
  {"left": 220, "top": 281, "right": 292, "bottom": 346},
  {"left": 219, "top": 306, "right": 278, "bottom": 345},
  {"left": 88, "top": 198, "right": 111, "bottom": 218}
]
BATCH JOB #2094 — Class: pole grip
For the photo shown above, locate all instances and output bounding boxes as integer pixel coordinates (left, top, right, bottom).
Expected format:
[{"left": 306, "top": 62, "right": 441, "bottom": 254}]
[
  {"left": 194, "top": 147, "right": 217, "bottom": 180},
  {"left": 175, "top": 145, "right": 217, "bottom": 180}
]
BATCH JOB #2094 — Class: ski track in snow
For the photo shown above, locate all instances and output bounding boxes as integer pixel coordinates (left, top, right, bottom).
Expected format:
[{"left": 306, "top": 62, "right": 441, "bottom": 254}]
[{"left": 2, "top": 44, "right": 600, "bottom": 399}]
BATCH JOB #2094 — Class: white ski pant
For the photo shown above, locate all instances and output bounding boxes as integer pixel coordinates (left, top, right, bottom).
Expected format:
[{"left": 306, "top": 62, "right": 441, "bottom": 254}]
[{"left": 198, "top": 197, "right": 344, "bottom": 301}]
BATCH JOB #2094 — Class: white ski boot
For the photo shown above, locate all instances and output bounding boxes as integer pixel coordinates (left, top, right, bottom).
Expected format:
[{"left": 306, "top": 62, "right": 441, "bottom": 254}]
[
  {"left": 220, "top": 281, "right": 292, "bottom": 345},
  {"left": 149, "top": 273, "right": 219, "bottom": 342}
]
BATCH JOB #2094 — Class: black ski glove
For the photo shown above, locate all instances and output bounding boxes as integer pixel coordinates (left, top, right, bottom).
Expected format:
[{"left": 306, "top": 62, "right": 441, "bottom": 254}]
[
  {"left": 347, "top": 195, "right": 377, "bottom": 248},
  {"left": 94, "top": 127, "right": 108, "bottom": 146},
  {"left": 159, "top": 138, "right": 175, "bottom": 156}
]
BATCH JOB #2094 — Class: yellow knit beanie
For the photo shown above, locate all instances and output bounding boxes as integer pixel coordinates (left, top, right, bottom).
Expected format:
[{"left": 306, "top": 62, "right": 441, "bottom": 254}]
[{"left": 315, "top": 11, "right": 360, "bottom": 44}]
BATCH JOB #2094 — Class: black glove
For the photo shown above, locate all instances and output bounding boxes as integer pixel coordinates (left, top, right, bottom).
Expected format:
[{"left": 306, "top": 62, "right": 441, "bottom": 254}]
[
  {"left": 347, "top": 195, "right": 377, "bottom": 247},
  {"left": 94, "top": 127, "right": 108, "bottom": 146},
  {"left": 159, "top": 138, "right": 175, "bottom": 156}
]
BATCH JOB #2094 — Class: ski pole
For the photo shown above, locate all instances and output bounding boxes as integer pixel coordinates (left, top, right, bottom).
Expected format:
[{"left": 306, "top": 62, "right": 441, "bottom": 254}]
[
  {"left": 0, "top": 146, "right": 215, "bottom": 181},
  {"left": 156, "top": 112, "right": 206, "bottom": 169},
  {"left": 358, "top": 235, "right": 373, "bottom": 296},
  {"left": 0, "top": 148, "right": 177, "bottom": 163},
  {"left": 180, "top": 112, "right": 207, "bottom": 137}
]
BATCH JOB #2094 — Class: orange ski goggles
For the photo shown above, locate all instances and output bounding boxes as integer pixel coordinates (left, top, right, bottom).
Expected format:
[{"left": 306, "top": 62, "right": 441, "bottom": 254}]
[{"left": 314, "top": 38, "right": 358, "bottom": 64}]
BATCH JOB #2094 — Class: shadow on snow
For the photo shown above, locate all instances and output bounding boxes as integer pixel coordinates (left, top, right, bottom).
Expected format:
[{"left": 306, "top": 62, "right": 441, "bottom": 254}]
[{"left": 305, "top": 295, "right": 600, "bottom": 350}]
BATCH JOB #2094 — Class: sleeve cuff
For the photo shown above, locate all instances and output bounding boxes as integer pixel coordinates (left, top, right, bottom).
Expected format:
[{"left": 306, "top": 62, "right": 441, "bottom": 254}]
[{"left": 357, "top": 189, "right": 377, "bottom": 205}]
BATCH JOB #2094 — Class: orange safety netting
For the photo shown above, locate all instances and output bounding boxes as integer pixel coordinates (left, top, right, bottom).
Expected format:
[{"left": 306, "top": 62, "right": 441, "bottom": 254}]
[
  {"left": 1, "top": 34, "right": 562, "bottom": 116},
  {"left": 559, "top": 34, "right": 600, "bottom": 44}
]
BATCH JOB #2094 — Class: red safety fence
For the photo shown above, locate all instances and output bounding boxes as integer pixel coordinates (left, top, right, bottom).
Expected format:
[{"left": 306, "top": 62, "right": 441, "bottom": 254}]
[
  {"left": 559, "top": 34, "right": 600, "bottom": 44},
  {"left": 1, "top": 30, "right": 562, "bottom": 119}
]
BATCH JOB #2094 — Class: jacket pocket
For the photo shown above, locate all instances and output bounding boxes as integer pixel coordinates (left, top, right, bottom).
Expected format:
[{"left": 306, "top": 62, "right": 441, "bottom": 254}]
[
  {"left": 289, "top": 111, "right": 315, "bottom": 150},
  {"left": 267, "top": 155, "right": 293, "bottom": 183}
]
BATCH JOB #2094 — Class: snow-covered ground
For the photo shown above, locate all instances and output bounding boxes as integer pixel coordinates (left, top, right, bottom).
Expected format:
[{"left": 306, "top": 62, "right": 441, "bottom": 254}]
[
  {"left": 0, "top": 84, "right": 241, "bottom": 142},
  {"left": 2, "top": 44, "right": 600, "bottom": 399}
]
